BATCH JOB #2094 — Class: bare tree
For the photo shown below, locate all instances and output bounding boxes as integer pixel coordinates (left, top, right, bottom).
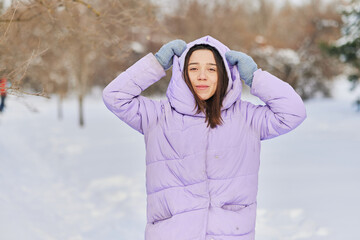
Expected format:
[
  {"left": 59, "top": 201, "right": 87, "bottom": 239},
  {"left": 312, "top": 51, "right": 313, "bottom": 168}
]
[{"left": 0, "top": 0, "right": 160, "bottom": 126}]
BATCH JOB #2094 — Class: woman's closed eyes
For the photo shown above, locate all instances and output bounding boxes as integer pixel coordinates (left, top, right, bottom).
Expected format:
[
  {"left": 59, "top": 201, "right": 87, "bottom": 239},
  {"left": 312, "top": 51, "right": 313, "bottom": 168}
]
[{"left": 188, "top": 67, "right": 217, "bottom": 72}]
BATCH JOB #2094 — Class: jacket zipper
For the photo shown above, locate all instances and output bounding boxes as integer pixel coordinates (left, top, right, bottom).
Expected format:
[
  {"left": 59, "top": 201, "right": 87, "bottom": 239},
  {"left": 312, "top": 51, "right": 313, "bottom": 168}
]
[{"left": 204, "top": 126, "right": 210, "bottom": 239}]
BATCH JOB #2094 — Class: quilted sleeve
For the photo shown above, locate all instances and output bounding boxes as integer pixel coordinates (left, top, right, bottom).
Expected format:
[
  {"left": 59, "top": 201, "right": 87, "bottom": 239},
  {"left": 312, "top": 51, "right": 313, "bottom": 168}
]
[
  {"left": 102, "top": 53, "right": 166, "bottom": 135},
  {"left": 248, "top": 69, "right": 307, "bottom": 140}
]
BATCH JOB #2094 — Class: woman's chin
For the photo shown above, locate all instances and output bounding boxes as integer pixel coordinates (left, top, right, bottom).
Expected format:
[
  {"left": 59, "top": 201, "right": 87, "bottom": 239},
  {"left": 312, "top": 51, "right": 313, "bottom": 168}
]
[
  {"left": 194, "top": 90, "right": 214, "bottom": 101},
  {"left": 198, "top": 95, "right": 210, "bottom": 101}
]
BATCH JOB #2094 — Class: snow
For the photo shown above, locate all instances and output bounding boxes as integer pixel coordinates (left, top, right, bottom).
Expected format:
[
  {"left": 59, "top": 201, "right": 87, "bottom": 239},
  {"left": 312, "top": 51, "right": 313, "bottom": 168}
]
[
  {"left": 335, "top": 2, "right": 360, "bottom": 46},
  {"left": 131, "top": 41, "right": 145, "bottom": 54},
  {"left": 1, "top": 77, "right": 360, "bottom": 240},
  {"left": 252, "top": 46, "right": 301, "bottom": 68}
]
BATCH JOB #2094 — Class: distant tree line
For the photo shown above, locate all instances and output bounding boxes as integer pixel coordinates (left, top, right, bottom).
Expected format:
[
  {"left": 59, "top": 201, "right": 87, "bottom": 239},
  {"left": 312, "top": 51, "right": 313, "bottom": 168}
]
[{"left": 0, "top": 0, "right": 351, "bottom": 126}]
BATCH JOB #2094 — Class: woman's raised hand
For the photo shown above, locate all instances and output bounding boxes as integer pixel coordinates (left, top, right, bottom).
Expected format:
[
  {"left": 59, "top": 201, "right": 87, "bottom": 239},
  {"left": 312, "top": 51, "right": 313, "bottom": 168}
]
[
  {"left": 225, "top": 50, "right": 258, "bottom": 87},
  {"left": 155, "top": 39, "right": 187, "bottom": 70}
]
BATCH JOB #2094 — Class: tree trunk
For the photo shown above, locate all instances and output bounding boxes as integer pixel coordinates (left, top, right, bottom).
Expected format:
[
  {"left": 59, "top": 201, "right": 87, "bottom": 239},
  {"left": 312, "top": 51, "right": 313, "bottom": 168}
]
[
  {"left": 77, "top": 41, "right": 86, "bottom": 127},
  {"left": 58, "top": 94, "right": 63, "bottom": 120},
  {"left": 78, "top": 93, "right": 84, "bottom": 127}
]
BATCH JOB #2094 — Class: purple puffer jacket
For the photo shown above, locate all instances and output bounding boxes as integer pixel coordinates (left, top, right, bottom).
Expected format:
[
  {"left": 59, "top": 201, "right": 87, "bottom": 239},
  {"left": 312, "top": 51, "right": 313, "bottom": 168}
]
[{"left": 103, "top": 36, "right": 307, "bottom": 240}]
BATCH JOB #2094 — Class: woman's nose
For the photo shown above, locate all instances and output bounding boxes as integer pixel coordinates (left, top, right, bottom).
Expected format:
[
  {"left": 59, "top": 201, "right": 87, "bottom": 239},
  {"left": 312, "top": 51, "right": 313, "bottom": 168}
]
[{"left": 198, "top": 69, "right": 207, "bottom": 80}]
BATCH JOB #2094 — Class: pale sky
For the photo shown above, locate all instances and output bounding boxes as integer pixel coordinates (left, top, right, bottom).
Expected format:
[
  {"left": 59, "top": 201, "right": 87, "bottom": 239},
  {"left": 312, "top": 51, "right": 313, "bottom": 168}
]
[
  {"left": 1, "top": 0, "right": 340, "bottom": 14},
  {"left": 150, "top": 0, "right": 339, "bottom": 14},
  {"left": 2, "top": 0, "right": 338, "bottom": 9}
]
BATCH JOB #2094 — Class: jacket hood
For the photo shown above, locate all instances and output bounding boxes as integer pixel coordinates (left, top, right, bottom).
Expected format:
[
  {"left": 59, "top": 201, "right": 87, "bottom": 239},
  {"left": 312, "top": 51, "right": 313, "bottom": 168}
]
[{"left": 166, "top": 35, "right": 242, "bottom": 117}]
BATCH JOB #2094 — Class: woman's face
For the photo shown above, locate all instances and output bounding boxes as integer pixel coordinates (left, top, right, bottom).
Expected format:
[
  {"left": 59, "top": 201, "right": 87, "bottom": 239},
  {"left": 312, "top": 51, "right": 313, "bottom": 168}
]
[{"left": 187, "top": 49, "right": 218, "bottom": 101}]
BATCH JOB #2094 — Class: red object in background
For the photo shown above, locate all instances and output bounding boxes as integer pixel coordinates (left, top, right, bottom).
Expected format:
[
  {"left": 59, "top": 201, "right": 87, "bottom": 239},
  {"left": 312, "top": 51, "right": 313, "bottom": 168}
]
[{"left": 0, "top": 78, "right": 6, "bottom": 96}]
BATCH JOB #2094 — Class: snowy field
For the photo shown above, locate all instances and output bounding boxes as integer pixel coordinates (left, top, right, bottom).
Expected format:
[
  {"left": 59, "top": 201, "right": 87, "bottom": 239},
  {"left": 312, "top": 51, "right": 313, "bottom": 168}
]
[{"left": 0, "top": 77, "right": 359, "bottom": 240}]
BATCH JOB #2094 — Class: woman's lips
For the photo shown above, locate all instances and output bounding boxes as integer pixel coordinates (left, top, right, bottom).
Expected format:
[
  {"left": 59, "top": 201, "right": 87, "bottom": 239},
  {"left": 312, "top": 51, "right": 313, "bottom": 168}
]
[{"left": 196, "top": 85, "right": 209, "bottom": 90}]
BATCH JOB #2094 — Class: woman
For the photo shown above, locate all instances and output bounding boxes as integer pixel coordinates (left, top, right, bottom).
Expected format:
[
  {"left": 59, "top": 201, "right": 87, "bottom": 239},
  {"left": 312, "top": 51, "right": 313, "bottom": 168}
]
[{"left": 103, "top": 36, "right": 306, "bottom": 240}]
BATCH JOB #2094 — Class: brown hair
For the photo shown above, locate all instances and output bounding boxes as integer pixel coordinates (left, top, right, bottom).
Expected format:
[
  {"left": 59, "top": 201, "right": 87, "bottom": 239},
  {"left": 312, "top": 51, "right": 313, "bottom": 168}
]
[{"left": 183, "top": 44, "right": 229, "bottom": 128}]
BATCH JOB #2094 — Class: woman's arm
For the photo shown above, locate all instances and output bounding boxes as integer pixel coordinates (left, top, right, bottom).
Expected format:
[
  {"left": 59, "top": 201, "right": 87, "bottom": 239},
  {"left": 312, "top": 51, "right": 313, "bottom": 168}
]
[
  {"left": 102, "top": 39, "right": 187, "bottom": 135},
  {"left": 102, "top": 53, "right": 166, "bottom": 135},
  {"left": 226, "top": 50, "right": 306, "bottom": 140},
  {"left": 248, "top": 69, "right": 307, "bottom": 140}
]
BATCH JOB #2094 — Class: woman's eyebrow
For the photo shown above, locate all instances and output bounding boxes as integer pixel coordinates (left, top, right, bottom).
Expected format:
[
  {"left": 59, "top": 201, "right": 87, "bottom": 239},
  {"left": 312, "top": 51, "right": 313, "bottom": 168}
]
[{"left": 188, "top": 62, "right": 217, "bottom": 66}]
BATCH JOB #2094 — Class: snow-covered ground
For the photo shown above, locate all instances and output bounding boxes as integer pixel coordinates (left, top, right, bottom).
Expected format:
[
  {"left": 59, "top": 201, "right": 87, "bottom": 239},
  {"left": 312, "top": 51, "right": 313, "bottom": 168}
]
[{"left": 0, "top": 77, "right": 359, "bottom": 240}]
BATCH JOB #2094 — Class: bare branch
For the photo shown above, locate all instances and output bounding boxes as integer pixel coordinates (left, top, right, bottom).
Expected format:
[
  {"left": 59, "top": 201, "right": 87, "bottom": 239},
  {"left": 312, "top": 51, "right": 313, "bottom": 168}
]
[
  {"left": 8, "top": 86, "right": 50, "bottom": 98},
  {"left": 71, "top": 0, "right": 101, "bottom": 17},
  {"left": 0, "top": 13, "right": 44, "bottom": 23},
  {"left": 1, "top": 2, "right": 19, "bottom": 40}
]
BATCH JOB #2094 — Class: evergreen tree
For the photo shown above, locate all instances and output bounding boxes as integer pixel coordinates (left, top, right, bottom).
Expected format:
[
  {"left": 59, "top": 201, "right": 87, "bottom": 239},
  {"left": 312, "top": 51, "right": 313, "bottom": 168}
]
[{"left": 322, "top": 0, "right": 360, "bottom": 102}]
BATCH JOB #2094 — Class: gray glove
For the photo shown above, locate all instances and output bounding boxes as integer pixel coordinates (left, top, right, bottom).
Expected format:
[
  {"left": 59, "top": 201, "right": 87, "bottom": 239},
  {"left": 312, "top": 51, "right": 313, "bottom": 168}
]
[
  {"left": 225, "top": 50, "right": 258, "bottom": 87},
  {"left": 155, "top": 39, "right": 187, "bottom": 70}
]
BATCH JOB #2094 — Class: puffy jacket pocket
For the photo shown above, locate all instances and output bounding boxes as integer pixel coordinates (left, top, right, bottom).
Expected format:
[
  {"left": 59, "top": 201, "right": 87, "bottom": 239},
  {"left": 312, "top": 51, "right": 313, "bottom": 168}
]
[
  {"left": 151, "top": 214, "right": 173, "bottom": 225},
  {"left": 221, "top": 201, "right": 256, "bottom": 212}
]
